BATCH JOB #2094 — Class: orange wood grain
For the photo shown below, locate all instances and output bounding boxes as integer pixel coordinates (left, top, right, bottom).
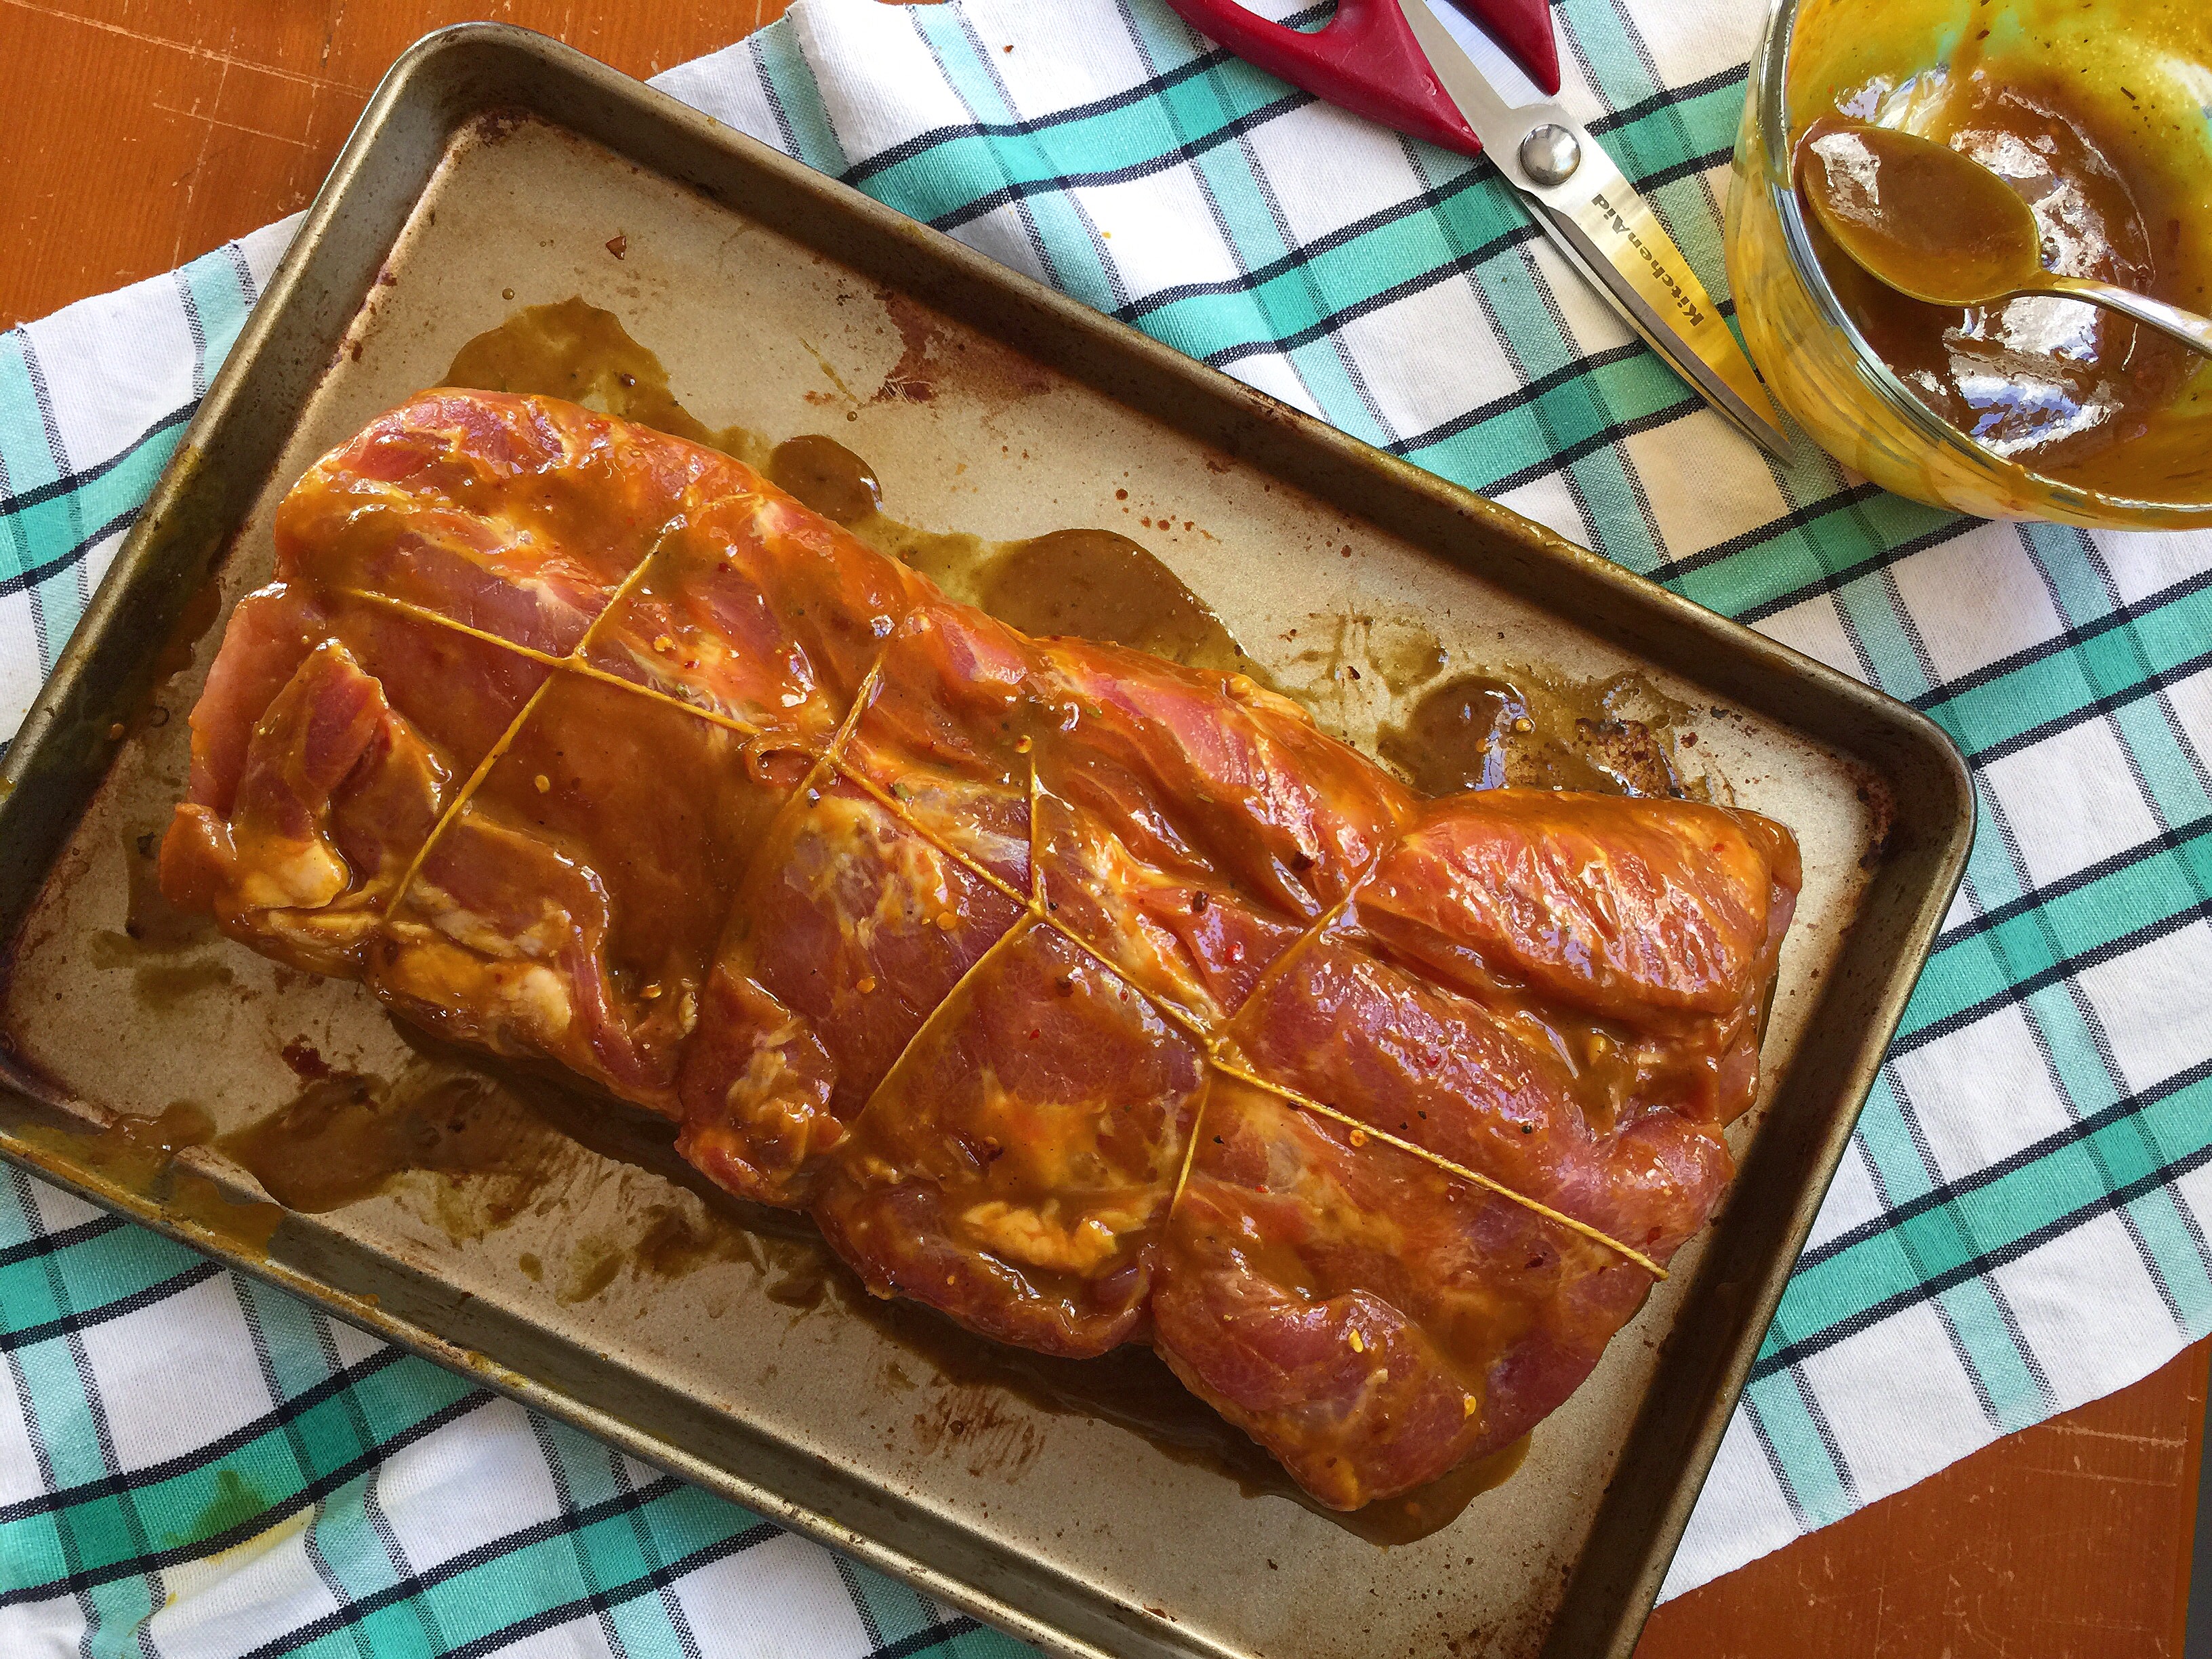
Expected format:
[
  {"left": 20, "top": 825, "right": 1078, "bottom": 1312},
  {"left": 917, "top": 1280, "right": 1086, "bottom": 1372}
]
[
  {"left": 1639, "top": 1339, "right": 2209, "bottom": 1658},
  {"left": 2, "top": 3, "right": 2205, "bottom": 1653},
  {"left": 0, "top": 0, "right": 777, "bottom": 329}
]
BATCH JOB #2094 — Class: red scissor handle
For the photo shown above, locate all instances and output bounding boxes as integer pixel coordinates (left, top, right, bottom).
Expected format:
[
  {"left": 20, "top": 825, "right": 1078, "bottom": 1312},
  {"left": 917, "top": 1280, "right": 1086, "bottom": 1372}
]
[
  {"left": 1453, "top": 0, "right": 1561, "bottom": 102},
  {"left": 1159, "top": 0, "right": 1561, "bottom": 160}
]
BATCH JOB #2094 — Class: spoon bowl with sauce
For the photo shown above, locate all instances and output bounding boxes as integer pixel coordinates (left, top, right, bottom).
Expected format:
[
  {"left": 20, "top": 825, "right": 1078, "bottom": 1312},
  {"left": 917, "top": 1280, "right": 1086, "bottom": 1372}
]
[{"left": 1799, "top": 118, "right": 2212, "bottom": 356}]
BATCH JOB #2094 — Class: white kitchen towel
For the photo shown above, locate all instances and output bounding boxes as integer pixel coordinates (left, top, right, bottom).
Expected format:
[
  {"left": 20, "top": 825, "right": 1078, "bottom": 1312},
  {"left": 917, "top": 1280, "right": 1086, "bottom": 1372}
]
[{"left": 3, "top": 0, "right": 2210, "bottom": 1652}]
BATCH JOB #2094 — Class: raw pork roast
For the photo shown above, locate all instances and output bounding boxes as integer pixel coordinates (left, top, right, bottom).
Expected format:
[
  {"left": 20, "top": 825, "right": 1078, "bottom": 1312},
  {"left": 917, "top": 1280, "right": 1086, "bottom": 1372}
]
[{"left": 165, "top": 391, "right": 1800, "bottom": 1509}]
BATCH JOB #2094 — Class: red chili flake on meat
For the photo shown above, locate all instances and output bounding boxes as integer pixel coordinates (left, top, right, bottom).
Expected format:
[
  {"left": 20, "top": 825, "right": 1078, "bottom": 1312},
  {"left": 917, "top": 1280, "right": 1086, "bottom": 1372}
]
[{"left": 606, "top": 234, "right": 628, "bottom": 258}]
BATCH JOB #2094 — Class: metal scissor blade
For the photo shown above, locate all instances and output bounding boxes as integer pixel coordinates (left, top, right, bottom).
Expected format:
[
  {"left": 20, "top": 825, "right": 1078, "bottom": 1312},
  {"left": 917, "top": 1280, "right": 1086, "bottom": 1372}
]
[
  {"left": 1525, "top": 177, "right": 1796, "bottom": 460},
  {"left": 1397, "top": 0, "right": 1520, "bottom": 148},
  {"left": 1396, "top": 0, "right": 1793, "bottom": 459}
]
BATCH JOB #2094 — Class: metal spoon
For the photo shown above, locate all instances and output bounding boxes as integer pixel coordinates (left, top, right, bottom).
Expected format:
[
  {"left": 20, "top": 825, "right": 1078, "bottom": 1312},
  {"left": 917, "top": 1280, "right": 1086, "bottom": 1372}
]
[{"left": 1798, "top": 118, "right": 2212, "bottom": 358}]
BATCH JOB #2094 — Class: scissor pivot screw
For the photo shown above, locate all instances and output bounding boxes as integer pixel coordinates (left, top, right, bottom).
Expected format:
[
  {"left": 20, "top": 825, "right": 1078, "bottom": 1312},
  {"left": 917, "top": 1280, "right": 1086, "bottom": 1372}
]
[{"left": 1519, "top": 124, "right": 1580, "bottom": 187}]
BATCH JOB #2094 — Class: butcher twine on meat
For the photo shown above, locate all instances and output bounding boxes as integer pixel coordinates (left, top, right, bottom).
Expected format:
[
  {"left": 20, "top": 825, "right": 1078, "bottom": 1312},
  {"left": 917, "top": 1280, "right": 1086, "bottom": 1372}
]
[{"left": 163, "top": 390, "right": 1801, "bottom": 1511}]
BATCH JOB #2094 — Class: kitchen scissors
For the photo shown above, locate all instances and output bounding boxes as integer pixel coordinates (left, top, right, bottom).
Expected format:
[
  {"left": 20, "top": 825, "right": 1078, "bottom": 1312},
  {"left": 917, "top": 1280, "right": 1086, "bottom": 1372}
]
[{"left": 1159, "top": 0, "right": 1793, "bottom": 458}]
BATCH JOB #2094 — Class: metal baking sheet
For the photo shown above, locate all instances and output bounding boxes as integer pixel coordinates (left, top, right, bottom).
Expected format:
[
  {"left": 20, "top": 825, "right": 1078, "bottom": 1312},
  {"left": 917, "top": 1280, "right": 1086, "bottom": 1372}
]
[{"left": 0, "top": 26, "right": 1972, "bottom": 1659}]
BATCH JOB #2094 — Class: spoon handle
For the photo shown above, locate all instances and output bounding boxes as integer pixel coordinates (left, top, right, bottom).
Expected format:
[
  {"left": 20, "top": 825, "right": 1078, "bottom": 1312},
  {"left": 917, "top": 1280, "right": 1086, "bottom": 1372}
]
[{"left": 2043, "top": 276, "right": 2212, "bottom": 359}]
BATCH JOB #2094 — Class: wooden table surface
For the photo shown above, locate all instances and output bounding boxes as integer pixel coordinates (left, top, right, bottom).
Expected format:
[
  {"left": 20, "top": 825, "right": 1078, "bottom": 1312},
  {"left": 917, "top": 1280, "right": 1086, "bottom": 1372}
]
[{"left": 3, "top": 1, "right": 2205, "bottom": 1654}]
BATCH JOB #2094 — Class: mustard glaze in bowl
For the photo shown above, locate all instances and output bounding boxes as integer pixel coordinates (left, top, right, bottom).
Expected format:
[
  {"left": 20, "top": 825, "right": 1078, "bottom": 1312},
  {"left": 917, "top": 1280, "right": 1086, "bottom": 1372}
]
[{"left": 1727, "top": 0, "right": 2212, "bottom": 527}]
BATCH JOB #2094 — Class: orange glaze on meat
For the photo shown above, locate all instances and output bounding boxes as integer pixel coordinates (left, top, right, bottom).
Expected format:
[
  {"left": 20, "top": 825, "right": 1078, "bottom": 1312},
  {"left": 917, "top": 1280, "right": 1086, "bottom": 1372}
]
[{"left": 164, "top": 390, "right": 1801, "bottom": 1511}]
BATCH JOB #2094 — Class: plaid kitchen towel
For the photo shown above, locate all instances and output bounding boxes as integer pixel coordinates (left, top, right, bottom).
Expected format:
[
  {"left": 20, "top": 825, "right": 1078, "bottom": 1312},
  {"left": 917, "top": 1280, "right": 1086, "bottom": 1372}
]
[{"left": 6, "top": 0, "right": 2212, "bottom": 1648}]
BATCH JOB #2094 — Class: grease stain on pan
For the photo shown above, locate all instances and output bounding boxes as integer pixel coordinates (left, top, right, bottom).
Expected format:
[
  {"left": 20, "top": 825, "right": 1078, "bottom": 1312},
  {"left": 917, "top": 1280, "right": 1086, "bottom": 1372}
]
[
  {"left": 555, "top": 1201, "right": 758, "bottom": 1305},
  {"left": 912, "top": 1381, "right": 1046, "bottom": 1481},
  {"left": 10, "top": 1100, "right": 283, "bottom": 1252},
  {"left": 867, "top": 285, "right": 1054, "bottom": 409},
  {"left": 87, "top": 828, "right": 230, "bottom": 1006},
  {"left": 216, "top": 1057, "right": 583, "bottom": 1241}
]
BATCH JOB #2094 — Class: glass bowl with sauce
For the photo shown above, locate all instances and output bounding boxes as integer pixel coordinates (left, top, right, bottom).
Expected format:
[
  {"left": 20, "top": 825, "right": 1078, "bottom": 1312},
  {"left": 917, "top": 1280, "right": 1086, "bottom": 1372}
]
[{"left": 1726, "top": 0, "right": 2212, "bottom": 526}]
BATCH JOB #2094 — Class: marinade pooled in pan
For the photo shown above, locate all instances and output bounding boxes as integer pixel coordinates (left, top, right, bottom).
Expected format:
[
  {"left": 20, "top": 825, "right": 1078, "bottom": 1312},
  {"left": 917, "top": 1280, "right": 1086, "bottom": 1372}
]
[
  {"left": 153, "top": 303, "right": 1800, "bottom": 1528},
  {"left": 442, "top": 299, "right": 1255, "bottom": 676}
]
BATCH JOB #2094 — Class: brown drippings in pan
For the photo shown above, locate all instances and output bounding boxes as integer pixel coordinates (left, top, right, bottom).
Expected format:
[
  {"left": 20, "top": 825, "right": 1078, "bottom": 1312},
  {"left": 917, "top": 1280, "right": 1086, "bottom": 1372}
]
[
  {"left": 209, "top": 1023, "right": 817, "bottom": 1260},
  {"left": 1366, "top": 629, "right": 1451, "bottom": 696},
  {"left": 216, "top": 1063, "right": 560, "bottom": 1223},
  {"left": 765, "top": 434, "right": 882, "bottom": 525},
  {"left": 13, "top": 1102, "right": 283, "bottom": 1252},
  {"left": 632, "top": 1201, "right": 754, "bottom": 1281},
  {"left": 439, "top": 299, "right": 1266, "bottom": 678},
  {"left": 442, "top": 296, "right": 723, "bottom": 449},
  {"left": 88, "top": 829, "right": 226, "bottom": 1005},
  {"left": 37, "top": 1099, "right": 215, "bottom": 1191},
  {"left": 119, "top": 827, "right": 212, "bottom": 952},
  {"left": 1379, "top": 669, "right": 1703, "bottom": 800},
  {"left": 1271, "top": 613, "right": 1708, "bottom": 804},
  {"left": 152, "top": 573, "right": 229, "bottom": 690},
  {"left": 558, "top": 1242, "right": 627, "bottom": 1305},
  {"left": 975, "top": 530, "right": 1246, "bottom": 674}
]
